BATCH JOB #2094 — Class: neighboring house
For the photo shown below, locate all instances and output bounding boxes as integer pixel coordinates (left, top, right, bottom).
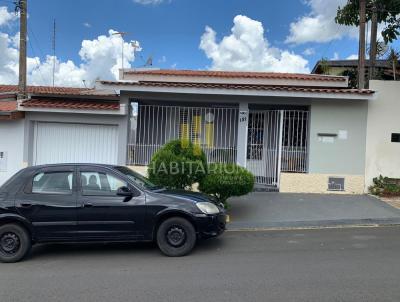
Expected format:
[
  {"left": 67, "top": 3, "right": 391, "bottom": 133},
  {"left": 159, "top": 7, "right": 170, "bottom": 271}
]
[
  {"left": 0, "top": 85, "right": 126, "bottom": 184},
  {"left": 312, "top": 59, "right": 400, "bottom": 82},
  {"left": 1, "top": 69, "right": 397, "bottom": 195}
]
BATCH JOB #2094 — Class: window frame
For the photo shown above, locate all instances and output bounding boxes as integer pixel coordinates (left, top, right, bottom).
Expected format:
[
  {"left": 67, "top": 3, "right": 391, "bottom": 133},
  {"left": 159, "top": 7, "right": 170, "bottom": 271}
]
[
  {"left": 78, "top": 168, "right": 131, "bottom": 197},
  {"left": 25, "top": 167, "right": 76, "bottom": 196},
  {"left": 391, "top": 133, "right": 400, "bottom": 143}
]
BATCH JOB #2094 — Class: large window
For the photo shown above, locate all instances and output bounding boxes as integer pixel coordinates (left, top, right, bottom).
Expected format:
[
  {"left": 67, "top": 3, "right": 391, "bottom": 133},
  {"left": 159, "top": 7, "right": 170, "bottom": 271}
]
[
  {"left": 128, "top": 104, "right": 238, "bottom": 165},
  {"left": 81, "top": 172, "right": 127, "bottom": 196},
  {"left": 32, "top": 172, "right": 73, "bottom": 195}
]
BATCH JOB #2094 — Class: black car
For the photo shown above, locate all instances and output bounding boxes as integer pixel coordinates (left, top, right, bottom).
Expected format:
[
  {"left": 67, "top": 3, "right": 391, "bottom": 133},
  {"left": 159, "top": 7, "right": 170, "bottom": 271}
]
[{"left": 0, "top": 164, "right": 227, "bottom": 263}]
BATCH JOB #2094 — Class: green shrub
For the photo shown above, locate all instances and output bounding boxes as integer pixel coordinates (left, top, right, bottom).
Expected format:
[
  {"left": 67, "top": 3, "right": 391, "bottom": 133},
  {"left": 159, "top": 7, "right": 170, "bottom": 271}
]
[
  {"left": 148, "top": 139, "right": 207, "bottom": 189},
  {"left": 199, "top": 163, "right": 254, "bottom": 204},
  {"left": 369, "top": 175, "right": 400, "bottom": 196}
]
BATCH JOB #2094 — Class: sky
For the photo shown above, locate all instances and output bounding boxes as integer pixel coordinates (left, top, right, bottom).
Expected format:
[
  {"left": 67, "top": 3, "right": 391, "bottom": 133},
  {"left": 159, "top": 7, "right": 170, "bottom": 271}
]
[{"left": 0, "top": 0, "right": 396, "bottom": 87}]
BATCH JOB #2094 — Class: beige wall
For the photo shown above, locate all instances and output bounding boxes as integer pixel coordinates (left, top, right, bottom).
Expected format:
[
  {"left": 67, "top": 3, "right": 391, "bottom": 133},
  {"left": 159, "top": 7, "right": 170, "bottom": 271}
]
[
  {"left": 365, "top": 81, "right": 400, "bottom": 190},
  {"left": 280, "top": 173, "right": 365, "bottom": 194},
  {"left": 128, "top": 165, "right": 148, "bottom": 177}
]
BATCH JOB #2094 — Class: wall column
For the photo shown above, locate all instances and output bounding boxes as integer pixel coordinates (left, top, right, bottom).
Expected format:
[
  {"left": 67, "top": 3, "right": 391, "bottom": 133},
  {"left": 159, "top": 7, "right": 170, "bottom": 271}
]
[{"left": 236, "top": 102, "right": 249, "bottom": 167}]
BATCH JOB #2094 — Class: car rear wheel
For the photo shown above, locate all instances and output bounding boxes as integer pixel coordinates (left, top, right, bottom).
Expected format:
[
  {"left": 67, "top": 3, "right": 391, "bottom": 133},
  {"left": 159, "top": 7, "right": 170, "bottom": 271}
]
[
  {"left": 156, "top": 217, "right": 196, "bottom": 257},
  {"left": 0, "top": 224, "right": 31, "bottom": 263}
]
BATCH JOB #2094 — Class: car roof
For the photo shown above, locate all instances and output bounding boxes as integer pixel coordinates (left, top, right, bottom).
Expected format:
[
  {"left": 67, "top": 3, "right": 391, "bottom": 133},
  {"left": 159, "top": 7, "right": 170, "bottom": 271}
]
[{"left": 24, "top": 163, "right": 120, "bottom": 171}]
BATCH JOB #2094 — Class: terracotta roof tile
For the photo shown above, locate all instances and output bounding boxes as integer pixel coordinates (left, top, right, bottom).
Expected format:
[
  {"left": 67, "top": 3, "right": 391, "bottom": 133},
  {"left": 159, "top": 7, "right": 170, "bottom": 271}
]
[
  {"left": 0, "top": 85, "right": 117, "bottom": 97},
  {"left": 0, "top": 85, "right": 89, "bottom": 95},
  {"left": 0, "top": 101, "right": 17, "bottom": 112},
  {"left": 100, "top": 80, "right": 374, "bottom": 95},
  {"left": 124, "top": 69, "right": 346, "bottom": 82},
  {"left": 21, "top": 99, "right": 120, "bottom": 111}
]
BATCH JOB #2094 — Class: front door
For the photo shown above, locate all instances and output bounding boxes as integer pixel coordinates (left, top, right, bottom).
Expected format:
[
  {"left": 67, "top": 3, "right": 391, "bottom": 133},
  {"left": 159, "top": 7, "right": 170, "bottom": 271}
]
[
  {"left": 247, "top": 110, "right": 282, "bottom": 187},
  {"left": 76, "top": 166, "right": 145, "bottom": 241},
  {"left": 15, "top": 166, "right": 78, "bottom": 241}
]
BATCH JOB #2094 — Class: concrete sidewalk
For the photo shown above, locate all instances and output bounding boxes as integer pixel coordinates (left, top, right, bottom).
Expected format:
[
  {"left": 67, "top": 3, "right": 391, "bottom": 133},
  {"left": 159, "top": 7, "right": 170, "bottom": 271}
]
[{"left": 227, "top": 193, "right": 400, "bottom": 230}]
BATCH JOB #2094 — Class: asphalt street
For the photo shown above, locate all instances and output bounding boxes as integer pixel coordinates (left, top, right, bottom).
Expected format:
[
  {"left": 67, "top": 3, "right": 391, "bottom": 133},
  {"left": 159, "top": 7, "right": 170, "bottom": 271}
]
[{"left": 1, "top": 227, "right": 400, "bottom": 302}]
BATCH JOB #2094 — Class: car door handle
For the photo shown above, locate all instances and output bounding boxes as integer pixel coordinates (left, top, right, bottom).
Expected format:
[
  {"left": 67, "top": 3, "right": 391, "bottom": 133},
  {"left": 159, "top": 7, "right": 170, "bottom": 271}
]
[{"left": 20, "top": 203, "right": 32, "bottom": 208}]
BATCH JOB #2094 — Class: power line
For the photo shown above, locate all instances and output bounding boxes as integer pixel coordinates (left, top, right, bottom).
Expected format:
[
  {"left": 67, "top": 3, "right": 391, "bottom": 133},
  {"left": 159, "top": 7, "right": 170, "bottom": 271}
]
[{"left": 27, "top": 34, "right": 46, "bottom": 84}]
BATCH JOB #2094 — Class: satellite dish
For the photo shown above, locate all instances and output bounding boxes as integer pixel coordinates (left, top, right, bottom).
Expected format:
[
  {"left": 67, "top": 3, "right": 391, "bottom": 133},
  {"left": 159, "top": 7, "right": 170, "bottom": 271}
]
[{"left": 145, "top": 56, "right": 153, "bottom": 67}]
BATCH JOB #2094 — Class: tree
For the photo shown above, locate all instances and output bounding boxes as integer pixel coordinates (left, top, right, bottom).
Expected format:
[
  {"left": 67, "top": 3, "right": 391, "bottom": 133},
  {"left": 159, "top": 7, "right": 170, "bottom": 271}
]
[
  {"left": 387, "top": 48, "right": 399, "bottom": 80},
  {"left": 340, "top": 69, "right": 358, "bottom": 88},
  {"left": 335, "top": 0, "right": 400, "bottom": 80},
  {"left": 199, "top": 163, "right": 254, "bottom": 205},
  {"left": 319, "top": 58, "right": 331, "bottom": 75},
  {"left": 148, "top": 139, "right": 208, "bottom": 190}
]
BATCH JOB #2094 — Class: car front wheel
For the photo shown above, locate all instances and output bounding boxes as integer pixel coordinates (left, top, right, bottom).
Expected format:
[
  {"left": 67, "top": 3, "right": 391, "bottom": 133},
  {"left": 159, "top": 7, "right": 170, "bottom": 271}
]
[
  {"left": 0, "top": 223, "right": 31, "bottom": 263},
  {"left": 156, "top": 217, "right": 196, "bottom": 257}
]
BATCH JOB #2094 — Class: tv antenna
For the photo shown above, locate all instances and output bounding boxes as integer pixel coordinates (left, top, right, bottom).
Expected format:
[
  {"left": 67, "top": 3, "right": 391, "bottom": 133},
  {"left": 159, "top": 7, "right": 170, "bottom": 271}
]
[{"left": 112, "top": 32, "right": 128, "bottom": 78}]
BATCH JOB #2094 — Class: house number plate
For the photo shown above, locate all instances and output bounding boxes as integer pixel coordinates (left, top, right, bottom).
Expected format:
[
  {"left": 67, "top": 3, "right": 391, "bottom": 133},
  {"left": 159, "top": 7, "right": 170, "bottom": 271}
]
[{"left": 239, "top": 111, "right": 248, "bottom": 123}]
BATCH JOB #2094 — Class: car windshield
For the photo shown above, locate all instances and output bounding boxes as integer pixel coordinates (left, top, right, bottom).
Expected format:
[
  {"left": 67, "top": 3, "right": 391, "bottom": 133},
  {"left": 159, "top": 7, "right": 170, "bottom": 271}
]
[{"left": 114, "top": 166, "right": 162, "bottom": 191}]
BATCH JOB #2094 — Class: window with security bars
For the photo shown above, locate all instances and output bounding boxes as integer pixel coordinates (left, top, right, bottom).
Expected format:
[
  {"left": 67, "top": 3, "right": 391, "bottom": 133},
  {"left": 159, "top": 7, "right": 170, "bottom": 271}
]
[
  {"left": 281, "top": 110, "right": 309, "bottom": 173},
  {"left": 128, "top": 104, "right": 238, "bottom": 165}
]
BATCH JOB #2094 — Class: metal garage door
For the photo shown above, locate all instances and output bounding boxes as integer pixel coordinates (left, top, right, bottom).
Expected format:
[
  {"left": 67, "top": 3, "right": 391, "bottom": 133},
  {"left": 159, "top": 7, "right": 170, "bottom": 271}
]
[{"left": 33, "top": 122, "right": 118, "bottom": 165}]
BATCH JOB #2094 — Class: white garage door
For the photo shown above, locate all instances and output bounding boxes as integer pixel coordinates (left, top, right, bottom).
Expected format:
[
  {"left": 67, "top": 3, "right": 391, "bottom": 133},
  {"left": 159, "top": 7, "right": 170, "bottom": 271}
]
[{"left": 33, "top": 122, "right": 119, "bottom": 165}]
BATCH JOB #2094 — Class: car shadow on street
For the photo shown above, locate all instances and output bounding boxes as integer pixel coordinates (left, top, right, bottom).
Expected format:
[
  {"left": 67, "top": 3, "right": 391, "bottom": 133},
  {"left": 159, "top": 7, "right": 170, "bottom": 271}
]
[
  {"left": 28, "top": 241, "right": 158, "bottom": 261},
  {"left": 27, "top": 236, "right": 227, "bottom": 261}
]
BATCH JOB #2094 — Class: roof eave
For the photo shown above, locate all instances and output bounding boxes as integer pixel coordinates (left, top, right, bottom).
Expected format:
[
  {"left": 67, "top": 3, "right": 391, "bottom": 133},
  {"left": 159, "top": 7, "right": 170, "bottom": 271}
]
[{"left": 98, "top": 82, "right": 374, "bottom": 101}]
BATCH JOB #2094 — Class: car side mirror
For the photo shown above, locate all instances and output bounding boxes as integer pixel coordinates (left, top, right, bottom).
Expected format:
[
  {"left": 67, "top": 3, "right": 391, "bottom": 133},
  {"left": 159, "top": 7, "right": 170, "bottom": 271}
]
[{"left": 117, "top": 186, "right": 133, "bottom": 198}]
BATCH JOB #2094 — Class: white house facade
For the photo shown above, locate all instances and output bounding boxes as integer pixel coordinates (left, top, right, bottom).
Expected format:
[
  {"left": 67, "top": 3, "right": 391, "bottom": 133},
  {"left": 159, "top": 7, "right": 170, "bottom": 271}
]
[{"left": 1, "top": 69, "right": 398, "bottom": 195}]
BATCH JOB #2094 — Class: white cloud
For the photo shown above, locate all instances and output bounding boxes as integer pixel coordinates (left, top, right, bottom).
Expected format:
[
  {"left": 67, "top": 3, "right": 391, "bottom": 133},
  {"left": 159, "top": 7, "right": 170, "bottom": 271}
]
[
  {"left": 346, "top": 54, "right": 358, "bottom": 60},
  {"left": 0, "top": 7, "right": 141, "bottom": 87},
  {"left": 286, "top": 0, "right": 358, "bottom": 44},
  {"left": 199, "top": 15, "right": 309, "bottom": 73},
  {"left": 0, "top": 6, "right": 16, "bottom": 26},
  {"left": 83, "top": 22, "right": 91, "bottom": 28},
  {"left": 133, "top": 0, "right": 168, "bottom": 5},
  {"left": 303, "top": 48, "right": 315, "bottom": 56}
]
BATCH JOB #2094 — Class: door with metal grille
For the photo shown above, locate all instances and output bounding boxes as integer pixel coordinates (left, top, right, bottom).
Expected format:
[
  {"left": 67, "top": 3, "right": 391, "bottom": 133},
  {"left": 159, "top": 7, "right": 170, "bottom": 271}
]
[
  {"left": 247, "top": 110, "right": 309, "bottom": 188},
  {"left": 247, "top": 111, "right": 282, "bottom": 186}
]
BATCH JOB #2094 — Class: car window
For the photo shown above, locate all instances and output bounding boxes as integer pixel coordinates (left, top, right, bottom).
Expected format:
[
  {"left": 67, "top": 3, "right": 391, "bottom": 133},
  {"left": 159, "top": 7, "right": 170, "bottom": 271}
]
[
  {"left": 81, "top": 172, "right": 127, "bottom": 196},
  {"left": 114, "top": 166, "right": 162, "bottom": 190},
  {"left": 32, "top": 172, "right": 73, "bottom": 195}
]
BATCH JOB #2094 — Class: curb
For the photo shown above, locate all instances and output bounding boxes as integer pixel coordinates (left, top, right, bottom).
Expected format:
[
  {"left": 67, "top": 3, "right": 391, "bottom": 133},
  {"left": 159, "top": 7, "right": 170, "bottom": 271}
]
[
  {"left": 226, "top": 223, "right": 400, "bottom": 232},
  {"left": 226, "top": 218, "right": 400, "bottom": 232}
]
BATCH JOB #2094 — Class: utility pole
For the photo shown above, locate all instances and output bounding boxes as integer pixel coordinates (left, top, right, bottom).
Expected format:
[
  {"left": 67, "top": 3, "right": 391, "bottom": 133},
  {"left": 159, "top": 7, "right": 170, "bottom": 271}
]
[
  {"left": 369, "top": 1, "right": 378, "bottom": 82},
  {"left": 358, "top": 0, "right": 367, "bottom": 89},
  {"left": 17, "top": 0, "right": 27, "bottom": 99}
]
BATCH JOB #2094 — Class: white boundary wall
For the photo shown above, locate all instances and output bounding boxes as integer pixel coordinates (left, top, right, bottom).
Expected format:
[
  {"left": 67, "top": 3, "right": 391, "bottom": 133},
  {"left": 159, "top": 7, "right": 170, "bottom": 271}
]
[{"left": 365, "top": 80, "right": 400, "bottom": 190}]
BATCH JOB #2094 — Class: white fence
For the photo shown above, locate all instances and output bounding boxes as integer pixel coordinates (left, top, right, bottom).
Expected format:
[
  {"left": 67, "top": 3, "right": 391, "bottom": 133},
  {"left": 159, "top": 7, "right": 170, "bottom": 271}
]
[
  {"left": 128, "top": 105, "right": 309, "bottom": 187},
  {"left": 128, "top": 104, "right": 238, "bottom": 165}
]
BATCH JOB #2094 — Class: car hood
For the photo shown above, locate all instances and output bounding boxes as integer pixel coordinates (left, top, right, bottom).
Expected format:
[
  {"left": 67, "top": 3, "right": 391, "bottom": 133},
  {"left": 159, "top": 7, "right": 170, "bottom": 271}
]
[{"left": 157, "top": 189, "right": 215, "bottom": 204}]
